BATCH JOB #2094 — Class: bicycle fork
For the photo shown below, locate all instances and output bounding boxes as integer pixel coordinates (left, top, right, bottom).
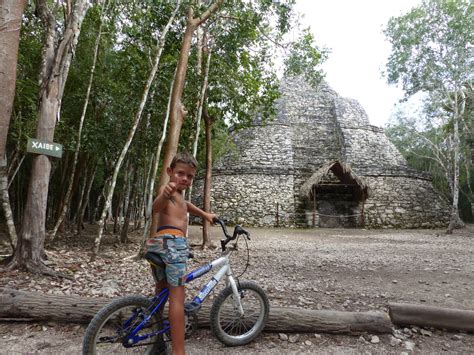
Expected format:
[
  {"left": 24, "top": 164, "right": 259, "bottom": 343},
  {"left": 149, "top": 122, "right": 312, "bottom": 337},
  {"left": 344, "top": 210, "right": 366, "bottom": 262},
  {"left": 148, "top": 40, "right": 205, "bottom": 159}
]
[{"left": 227, "top": 274, "right": 245, "bottom": 316}]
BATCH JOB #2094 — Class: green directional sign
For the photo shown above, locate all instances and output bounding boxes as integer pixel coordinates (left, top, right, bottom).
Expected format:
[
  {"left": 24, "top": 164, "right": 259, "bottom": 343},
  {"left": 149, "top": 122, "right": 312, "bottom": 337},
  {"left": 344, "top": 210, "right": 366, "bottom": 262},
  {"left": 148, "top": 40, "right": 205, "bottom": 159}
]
[{"left": 27, "top": 138, "right": 63, "bottom": 158}]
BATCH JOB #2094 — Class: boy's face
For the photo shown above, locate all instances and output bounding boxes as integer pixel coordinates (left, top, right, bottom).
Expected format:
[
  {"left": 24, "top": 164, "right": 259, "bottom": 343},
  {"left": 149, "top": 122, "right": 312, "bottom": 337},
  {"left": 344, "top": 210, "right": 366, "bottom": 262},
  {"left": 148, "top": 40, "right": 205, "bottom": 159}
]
[{"left": 167, "top": 162, "right": 196, "bottom": 192}]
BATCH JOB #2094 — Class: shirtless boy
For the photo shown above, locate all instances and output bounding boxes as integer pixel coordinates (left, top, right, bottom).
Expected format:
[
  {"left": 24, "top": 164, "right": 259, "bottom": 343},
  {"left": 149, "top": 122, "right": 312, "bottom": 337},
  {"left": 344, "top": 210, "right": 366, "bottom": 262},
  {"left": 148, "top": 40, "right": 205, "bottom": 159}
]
[{"left": 146, "top": 152, "right": 215, "bottom": 355}]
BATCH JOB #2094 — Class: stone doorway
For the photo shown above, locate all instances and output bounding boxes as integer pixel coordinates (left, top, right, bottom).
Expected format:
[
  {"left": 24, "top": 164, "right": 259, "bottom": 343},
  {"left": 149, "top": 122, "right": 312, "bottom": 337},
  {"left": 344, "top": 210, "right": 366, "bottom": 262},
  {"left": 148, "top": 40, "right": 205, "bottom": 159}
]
[{"left": 300, "top": 161, "right": 368, "bottom": 228}]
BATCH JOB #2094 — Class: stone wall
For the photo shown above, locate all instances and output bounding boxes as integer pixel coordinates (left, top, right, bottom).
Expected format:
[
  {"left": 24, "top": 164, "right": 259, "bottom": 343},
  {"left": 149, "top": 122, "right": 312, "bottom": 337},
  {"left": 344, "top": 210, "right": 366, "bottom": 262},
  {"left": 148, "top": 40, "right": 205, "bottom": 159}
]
[
  {"left": 364, "top": 176, "right": 449, "bottom": 228},
  {"left": 193, "top": 174, "right": 295, "bottom": 227}
]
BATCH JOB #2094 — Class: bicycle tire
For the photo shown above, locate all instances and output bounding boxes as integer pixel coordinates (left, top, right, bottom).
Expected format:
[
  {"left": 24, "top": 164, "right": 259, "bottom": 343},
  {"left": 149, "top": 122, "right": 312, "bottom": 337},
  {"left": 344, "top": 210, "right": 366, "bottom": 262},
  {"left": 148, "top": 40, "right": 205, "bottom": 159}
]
[
  {"left": 83, "top": 296, "right": 167, "bottom": 355},
  {"left": 210, "top": 281, "right": 270, "bottom": 346}
]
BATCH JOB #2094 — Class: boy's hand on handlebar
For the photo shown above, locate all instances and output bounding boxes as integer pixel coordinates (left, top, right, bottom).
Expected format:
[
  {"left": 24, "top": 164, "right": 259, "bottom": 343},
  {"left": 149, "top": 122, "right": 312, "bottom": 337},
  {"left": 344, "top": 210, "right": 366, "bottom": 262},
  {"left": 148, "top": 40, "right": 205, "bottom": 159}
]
[{"left": 205, "top": 213, "right": 217, "bottom": 224}]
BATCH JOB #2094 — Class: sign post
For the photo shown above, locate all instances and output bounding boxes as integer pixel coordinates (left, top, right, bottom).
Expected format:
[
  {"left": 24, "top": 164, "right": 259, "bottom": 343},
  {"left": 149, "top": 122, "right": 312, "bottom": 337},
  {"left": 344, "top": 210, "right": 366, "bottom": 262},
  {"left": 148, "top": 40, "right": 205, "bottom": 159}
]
[{"left": 27, "top": 138, "right": 63, "bottom": 158}]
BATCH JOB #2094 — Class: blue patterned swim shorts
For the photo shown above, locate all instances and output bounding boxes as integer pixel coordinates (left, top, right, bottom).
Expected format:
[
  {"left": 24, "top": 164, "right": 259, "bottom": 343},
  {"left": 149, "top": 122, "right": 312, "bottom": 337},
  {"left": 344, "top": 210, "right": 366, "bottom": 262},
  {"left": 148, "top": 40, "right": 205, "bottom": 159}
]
[{"left": 146, "top": 231, "right": 189, "bottom": 287}]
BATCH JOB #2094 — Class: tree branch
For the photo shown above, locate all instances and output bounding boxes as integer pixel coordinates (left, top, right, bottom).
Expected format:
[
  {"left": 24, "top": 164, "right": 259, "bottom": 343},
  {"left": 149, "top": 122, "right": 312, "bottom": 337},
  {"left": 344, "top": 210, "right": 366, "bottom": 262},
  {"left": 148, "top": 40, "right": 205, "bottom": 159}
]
[{"left": 193, "top": 0, "right": 224, "bottom": 27}]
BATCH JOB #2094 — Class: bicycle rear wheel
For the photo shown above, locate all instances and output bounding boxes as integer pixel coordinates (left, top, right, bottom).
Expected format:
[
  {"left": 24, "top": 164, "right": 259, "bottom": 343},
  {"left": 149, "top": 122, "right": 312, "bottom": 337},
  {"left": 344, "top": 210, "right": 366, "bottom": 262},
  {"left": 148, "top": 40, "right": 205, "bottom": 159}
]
[
  {"left": 82, "top": 296, "right": 166, "bottom": 355},
  {"left": 210, "top": 281, "right": 270, "bottom": 346}
]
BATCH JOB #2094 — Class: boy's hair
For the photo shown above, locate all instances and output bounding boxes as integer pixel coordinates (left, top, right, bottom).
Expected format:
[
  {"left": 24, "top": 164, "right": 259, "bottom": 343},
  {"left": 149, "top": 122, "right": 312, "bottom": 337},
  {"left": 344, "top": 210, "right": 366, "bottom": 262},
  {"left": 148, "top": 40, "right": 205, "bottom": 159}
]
[{"left": 170, "top": 152, "right": 198, "bottom": 169}]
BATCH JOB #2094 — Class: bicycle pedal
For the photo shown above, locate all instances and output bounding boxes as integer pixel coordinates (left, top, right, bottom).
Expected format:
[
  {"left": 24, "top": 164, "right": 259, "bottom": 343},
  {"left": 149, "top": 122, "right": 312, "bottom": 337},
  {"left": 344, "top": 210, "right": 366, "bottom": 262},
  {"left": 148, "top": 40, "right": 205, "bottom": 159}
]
[{"left": 184, "top": 301, "right": 201, "bottom": 314}]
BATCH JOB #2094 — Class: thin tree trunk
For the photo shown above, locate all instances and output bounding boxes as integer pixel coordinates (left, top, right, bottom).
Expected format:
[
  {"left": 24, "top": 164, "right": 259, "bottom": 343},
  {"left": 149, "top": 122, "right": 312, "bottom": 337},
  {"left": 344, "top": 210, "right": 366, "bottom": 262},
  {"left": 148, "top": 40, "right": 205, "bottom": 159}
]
[
  {"left": 54, "top": 152, "right": 71, "bottom": 226},
  {"left": 446, "top": 91, "right": 465, "bottom": 234},
  {"left": 157, "top": 0, "right": 223, "bottom": 188},
  {"left": 94, "top": 1, "right": 181, "bottom": 256},
  {"left": 6, "top": 148, "right": 19, "bottom": 177},
  {"left": 134, "top": 163, "right": 148, "bottom": 230},
  {"left": 7, "top": 154, "right": 24, "bottom": 190},
  {"left": 202, "top": 108, "right": 214, "bottom": 249},
  {"left": 113, "top": 159, "right": 128, "bottom": 234},
  {"left": 121, "top": 160, "right": 133, "bottom": 231},
  {"left": 77, "top": 162, "right": 97, "bottom": 236},
  {"left": 188, "top": 30, "right": 206, "bottom": 202},
  {"left": 139, "top": 71, "right": 176, "bottom": 258},
  {"left": 51, "top": 3, "right": 106, "bottom": 239},
  {"left": 93, "top": 174, "right": 110, "bottom": 223},
  {"left": 120, "top": 164, "right": 137, "bottom": 243},
  {"left": 9, "top": 0, "right": 89, "bottom": 276},
  {"left": 200, "top": 49, "right": 213, "bottom": 248},
  {"left": 0, "top": 161, "right": 17, "bottom": 251},
  {"left": 71, "top": 159, "right": 89, "bottom": 224}
]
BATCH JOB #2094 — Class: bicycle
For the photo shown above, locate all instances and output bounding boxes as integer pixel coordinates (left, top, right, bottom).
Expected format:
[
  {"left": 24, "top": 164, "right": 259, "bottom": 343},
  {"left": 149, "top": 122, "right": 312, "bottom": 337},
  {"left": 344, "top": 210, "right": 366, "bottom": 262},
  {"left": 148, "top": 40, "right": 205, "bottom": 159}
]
[{"left": 82, "top": 218, "right": 270, "bottom": 354}]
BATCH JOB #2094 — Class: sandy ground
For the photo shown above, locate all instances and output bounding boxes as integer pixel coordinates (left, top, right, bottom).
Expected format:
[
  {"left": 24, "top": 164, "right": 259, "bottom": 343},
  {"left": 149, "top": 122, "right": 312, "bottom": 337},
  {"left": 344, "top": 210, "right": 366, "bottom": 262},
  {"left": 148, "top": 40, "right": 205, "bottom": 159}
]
[{"left": 0, "top": 224, "right": 473, "bottom": 354}]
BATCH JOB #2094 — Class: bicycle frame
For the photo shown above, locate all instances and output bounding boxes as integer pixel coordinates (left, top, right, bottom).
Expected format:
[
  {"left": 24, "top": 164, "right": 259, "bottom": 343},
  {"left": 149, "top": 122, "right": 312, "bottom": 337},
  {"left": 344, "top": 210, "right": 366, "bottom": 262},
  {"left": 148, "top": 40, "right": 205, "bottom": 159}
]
[
  {"left": 123, "top": 250, "right": 242, "bottom": 347},
  {"left": 186, "top": 252, "right": 242, "bottom": 313}
]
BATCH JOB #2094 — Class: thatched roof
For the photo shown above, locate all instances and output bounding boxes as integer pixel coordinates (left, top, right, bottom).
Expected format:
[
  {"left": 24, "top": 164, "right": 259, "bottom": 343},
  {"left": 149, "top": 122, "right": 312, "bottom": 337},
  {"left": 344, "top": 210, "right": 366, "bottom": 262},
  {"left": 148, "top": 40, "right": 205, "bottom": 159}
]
[{"left": 300, "top": 161, "right": 368, "bottom": 199}]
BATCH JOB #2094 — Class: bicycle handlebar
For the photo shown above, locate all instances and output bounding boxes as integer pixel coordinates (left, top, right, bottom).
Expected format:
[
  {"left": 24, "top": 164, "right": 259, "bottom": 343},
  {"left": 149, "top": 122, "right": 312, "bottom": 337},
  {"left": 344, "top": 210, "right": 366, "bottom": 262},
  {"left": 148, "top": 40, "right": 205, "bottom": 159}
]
[{"left": 213, "top": 217, "right": 250, "bottom": 252}]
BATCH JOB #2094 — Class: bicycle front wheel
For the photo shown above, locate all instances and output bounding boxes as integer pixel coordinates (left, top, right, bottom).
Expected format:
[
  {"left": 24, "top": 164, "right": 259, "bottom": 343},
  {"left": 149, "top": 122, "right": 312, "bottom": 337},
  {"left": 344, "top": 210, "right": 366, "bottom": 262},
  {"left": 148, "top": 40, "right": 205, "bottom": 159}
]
[
  {"left": 210, "top": 281, "right": 270, "bottom": 346},
  {"left": 82, "top": 296, "right": 166, "bottom": 355}
]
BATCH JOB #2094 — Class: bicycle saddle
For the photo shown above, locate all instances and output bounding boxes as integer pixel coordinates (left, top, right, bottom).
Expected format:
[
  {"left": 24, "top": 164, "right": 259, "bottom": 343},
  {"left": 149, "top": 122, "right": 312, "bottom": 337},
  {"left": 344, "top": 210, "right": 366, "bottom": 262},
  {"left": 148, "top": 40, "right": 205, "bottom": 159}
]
[{"left": 145, "top": 251, "right": 165, "bottom": 267}]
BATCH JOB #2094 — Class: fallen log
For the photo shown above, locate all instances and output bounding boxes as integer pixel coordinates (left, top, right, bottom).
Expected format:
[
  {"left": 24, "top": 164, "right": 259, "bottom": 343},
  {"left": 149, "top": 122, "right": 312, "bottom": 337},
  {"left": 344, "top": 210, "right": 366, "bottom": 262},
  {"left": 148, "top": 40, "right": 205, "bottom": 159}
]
[
  {"left": 389, "top": 302, "right": 474, "bottom": 332},
  {"left": 0, "top": 288, "right": 110, "bottom": 323},
  {"left": 265, "top": 307, "right": 391, "bottom": 334},
  {"left": 0, "top": 288, "right": 392, "bottom": 334}
]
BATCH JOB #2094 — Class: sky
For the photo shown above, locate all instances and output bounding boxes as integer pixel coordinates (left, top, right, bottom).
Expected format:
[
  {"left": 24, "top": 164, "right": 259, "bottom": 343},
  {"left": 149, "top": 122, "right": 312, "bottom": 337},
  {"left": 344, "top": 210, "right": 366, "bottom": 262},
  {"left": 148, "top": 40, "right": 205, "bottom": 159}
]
[{"left": 292, "top": 0, "right": 421, "bottom": 127}]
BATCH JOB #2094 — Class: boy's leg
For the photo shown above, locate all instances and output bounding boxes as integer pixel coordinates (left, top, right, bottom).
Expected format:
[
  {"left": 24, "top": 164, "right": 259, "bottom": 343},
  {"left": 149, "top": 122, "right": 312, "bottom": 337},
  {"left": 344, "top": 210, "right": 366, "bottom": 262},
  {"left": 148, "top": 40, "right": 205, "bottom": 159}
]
[
  {"left": 168, "top": 285, "right": 185, "bottom": 355},
  {"left": 155, "top": 278, "right": 167, "bottom": 295}
]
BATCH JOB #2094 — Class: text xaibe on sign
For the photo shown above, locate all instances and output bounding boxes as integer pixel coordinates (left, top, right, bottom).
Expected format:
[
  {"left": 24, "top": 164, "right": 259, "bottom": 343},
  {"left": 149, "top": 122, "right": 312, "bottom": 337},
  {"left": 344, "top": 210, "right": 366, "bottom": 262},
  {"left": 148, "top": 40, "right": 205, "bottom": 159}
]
[{"left": 27, "top": 138, "right": 63, "bottom": 158}]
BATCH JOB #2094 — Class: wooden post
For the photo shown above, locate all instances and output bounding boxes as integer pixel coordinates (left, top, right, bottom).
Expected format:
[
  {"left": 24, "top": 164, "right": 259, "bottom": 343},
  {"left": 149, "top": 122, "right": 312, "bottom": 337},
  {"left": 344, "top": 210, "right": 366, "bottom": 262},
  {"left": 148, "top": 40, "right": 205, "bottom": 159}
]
[
  {"left": 276, "top": 202, "right": 279, "bottom": 227},
  {"left": 312, "top": 186, "right": 317, "bottom": 227}
]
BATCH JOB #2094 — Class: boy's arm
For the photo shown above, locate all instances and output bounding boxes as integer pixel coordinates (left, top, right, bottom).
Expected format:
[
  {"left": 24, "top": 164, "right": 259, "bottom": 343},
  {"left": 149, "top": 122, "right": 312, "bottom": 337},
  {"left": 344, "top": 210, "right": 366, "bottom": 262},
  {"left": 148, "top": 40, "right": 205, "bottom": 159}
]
[{"left": 186, "top": 201, "right": 216, "bottom": 223}]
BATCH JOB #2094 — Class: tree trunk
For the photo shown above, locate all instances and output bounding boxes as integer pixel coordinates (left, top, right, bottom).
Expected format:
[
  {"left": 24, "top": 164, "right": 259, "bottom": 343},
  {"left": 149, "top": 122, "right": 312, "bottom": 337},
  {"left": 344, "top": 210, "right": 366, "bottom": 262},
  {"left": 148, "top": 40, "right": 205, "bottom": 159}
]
[
  {"left": 9, "top": 0, "right": 88, "bottom": 275},
  {"left": 54, "top": 152, "right": 71, "bottom": 228},
  {"left": 0, "top": 162, "right": 17, "bottom": 251},
  {"left": 7, "top": 154, "right": 25, "bottom": 190},
  {"left": 113, "top": 159, "right": 128, "bottom": 234},
  {"left": 201, "top": 49, "right": 213, "bottom": 249},
  {"left": 51, "top": 3, "right": 106, "bottom": 239},
  {"left": 188, "top": 30, "right": 208, "bottom": 202},
  {"left": 446, "top": 92, "right": 465, "bottom": 234},
  {"left": 157, "top": 0, "right": 223, "bottom": 189},
  {"left": 389, "top": 302, "right": 474, "bottom": 332},
  {"left": 94, "top": 1, "right": 181, "bottom": 256},
  {"left": 0, "top": 0, "right": 27, "bottom": 252},
  {"left": 157, "top": 14, "right": 194, "bottom": 189},
  {"left": 0, "top": 288, "right": 393, "bottom": 334},
  {"left": 0, "top": 288, "right": 109, "bottom": 323},
  {"left": 185, "top": 24, "right": 205, "bottom": 202},
  {"left": 71, "top": 158, "right": 89, "bottom": 224},
  {"left": 140, "top": 71, "right": 176, "bottom": 258},
  {"left": 202, "top": 110, "right": 214, "bottom": 248},
  {"left": 120, "top": 164, "right": 137, "bottom": 243},
  {"left": 77, "top": 161, "right": 98, "bottom": 236},
  {"left": 0, "top": 0, "right": 27, "bottom": 159}
]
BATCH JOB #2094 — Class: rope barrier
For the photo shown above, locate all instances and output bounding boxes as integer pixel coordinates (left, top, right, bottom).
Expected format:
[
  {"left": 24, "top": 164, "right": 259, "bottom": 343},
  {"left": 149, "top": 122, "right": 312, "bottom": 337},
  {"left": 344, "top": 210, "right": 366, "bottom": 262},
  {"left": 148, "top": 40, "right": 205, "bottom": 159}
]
[{"left": 310, "top": 212, "right": 362, "bottom": 218}]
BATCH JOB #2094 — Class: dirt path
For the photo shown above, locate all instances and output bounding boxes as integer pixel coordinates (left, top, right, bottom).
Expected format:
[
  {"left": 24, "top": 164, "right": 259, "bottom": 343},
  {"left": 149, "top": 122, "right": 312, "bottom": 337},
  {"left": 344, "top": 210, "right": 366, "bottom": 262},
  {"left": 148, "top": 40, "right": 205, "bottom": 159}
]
[{"left": 1, "top": 224, "right": 473, "bottom": 353}]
